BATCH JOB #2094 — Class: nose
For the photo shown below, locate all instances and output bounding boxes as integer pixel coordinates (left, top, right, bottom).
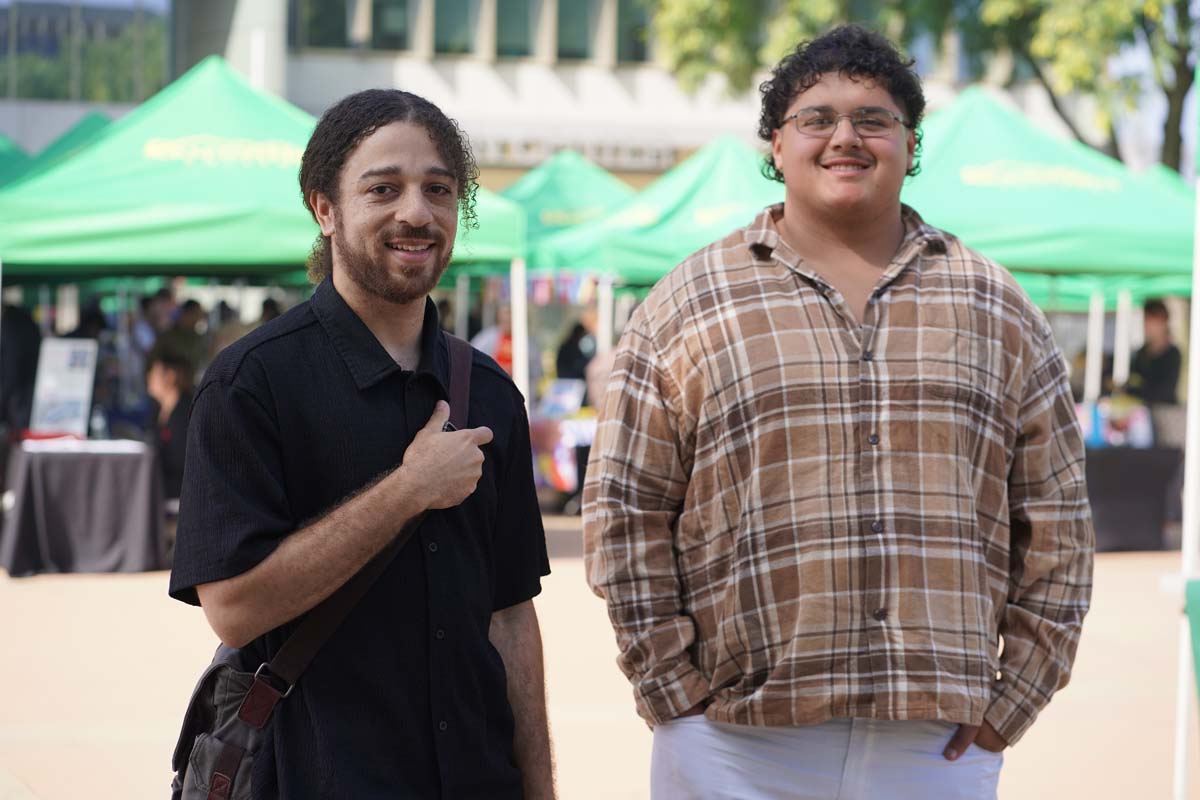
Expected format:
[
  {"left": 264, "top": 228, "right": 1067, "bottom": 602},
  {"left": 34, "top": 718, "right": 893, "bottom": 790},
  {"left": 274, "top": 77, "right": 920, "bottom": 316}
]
[
  {"left": 828, "top": 116, "right": 862, "bottom": 148},
  {"left": 393, "top": 189, "right": 435, "bottom": 228}
]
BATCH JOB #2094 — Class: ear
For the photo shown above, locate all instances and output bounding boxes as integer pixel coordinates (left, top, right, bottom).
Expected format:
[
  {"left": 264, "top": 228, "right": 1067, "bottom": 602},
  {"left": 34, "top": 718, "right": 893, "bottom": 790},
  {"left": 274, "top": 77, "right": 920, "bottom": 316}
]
[
  {"left": 906, "top": 128, "right": 916, "bottom": 173},
  {"left": 310, "top": 191, "right": 337, "bottom": 237},
  {"left": 771, "top": 127, "right": 785, "bottom": 176}
]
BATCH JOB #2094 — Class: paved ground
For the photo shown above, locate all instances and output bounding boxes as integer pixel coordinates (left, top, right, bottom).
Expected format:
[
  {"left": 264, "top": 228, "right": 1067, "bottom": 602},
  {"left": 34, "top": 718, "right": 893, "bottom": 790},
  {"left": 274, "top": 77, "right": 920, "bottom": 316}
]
[{"left": 0, "top": 517, "right": 1197, "bottom": 799}]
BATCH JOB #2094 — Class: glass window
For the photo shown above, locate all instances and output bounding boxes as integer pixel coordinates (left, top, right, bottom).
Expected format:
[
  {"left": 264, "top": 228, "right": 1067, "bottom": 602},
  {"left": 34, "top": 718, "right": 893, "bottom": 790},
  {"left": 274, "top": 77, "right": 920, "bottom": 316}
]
[
  {"left": 556, "top": 0, "right": 592, "bottom": 60},
  {"left": 303, "top": 0, "right": 348, "bottom": 48},
  {"left": 372, "top": 0, "right": 409, "bottom": 49},
  {"left": 435, "top": 0, "right": 471, "bottom": 54},
  {"left": 496, "top": 0, "right": 531, "bottom": 57},
  {"left": 616, "top": 0, "right": 647, "bottom": 62}
]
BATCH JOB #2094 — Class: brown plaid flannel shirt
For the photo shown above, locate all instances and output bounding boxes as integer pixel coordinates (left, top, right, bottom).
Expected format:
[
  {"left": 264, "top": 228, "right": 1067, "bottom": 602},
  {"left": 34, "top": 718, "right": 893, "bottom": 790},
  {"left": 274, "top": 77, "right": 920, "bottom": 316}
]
[{"left": 583, "top": 204, "right": 1093, "bottom": 746}]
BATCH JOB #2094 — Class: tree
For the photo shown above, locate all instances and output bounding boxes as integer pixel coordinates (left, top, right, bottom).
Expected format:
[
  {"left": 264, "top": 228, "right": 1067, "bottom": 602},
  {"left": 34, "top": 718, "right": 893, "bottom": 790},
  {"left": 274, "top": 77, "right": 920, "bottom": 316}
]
[{"left": 646, "top": 0, "right": 1197, "bottom": 172}]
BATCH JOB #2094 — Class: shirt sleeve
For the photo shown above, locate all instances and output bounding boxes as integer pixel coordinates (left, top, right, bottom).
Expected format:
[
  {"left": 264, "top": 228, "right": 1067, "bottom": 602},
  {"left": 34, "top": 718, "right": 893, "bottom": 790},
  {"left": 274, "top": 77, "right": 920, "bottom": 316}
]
[
  {"left": 582, "top": 316, "right": 708, "bottom": 727},
  {"left": 168, "top": 369, "right": 294, "bottom": 606},
  {"left": 491, "top": 395, "right": 551, "bottom": 612},
  {"left": 985, "top": 325, "right": 1094, "bottom": 745}
]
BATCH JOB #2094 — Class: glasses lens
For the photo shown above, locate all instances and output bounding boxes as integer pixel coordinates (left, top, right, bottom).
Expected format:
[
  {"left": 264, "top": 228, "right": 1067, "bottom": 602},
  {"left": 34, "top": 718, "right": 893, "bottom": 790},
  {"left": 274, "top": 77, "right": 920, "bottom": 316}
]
[
  {"left": 795, "top": 113, "right": 836, "bottom": 136},
  {"left": 851, "top": 112, "right": 895, "bottom": 137}
]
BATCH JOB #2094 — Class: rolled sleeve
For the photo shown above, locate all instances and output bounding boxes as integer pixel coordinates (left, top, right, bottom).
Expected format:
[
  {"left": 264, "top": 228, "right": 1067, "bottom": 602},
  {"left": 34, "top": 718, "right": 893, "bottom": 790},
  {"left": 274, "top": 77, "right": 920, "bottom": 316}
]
[
  {"left": 168, "top": 371, "right": 293, "bottom": 606},
  {"left": 987, "top": 330, "right": 1094, "bottom": 745},
  {"left": 582, "top": 318, "right": 707, "bottom": 726}
]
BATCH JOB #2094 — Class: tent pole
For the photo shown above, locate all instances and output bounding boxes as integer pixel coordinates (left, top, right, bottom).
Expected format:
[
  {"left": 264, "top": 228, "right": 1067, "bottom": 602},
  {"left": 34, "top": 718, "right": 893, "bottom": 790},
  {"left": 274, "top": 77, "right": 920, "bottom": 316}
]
[
  {"left": 38, "top": 285, "right": 51, "bottom": 336},
  {"left": 1083, "top": 290, "right": 1105, "bottom": 403},
  {"left": 455, "top": 273, "right": 470, "bottom": 339},
  {"left": 1171, "top": 179, "right": 1200, "bottom": 800},
  {"left": 597, "top": 275, "right": 614, "bottom": 355},
  {"left": 1113, "top": 290, "right": 1133, "bottom": 388},
  {"left": 509, "top": 259, "right": 530, "bottom": 411}
]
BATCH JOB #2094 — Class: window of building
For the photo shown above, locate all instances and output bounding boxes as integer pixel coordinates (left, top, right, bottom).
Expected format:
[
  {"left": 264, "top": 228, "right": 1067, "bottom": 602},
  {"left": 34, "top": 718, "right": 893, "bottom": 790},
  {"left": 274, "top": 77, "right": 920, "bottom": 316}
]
[
  {"left": 372, "top": 0, "right": 410, "bottom": 50},
  {"left": 496, "top": 0, "right": 532, "bottom": 58},
  {"left": 435, "top": 0, "right": 472, "bottom": 55},
  {"left": 556, "top": 0, "right": 593, "bottom": 60},
  {"left": 616, "top": 0, "right": 648, "bottom": 63},
  {"left": 301, "top": 0, "right": 349, "bottom": 48},
  {"left": 3, "top": 1, "right": 168, "bottom": 102}
]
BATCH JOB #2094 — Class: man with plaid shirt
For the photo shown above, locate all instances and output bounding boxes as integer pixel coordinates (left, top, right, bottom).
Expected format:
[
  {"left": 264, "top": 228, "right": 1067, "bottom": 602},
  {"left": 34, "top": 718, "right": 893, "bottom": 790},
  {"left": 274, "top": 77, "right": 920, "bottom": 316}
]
[{"left": 583, "top": 25, "right": 1093, "bottom": 800}]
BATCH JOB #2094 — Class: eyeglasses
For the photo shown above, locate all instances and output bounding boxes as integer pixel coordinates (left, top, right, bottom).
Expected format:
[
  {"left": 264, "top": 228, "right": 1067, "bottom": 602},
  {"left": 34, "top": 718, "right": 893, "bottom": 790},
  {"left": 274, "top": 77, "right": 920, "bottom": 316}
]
[{"left": 782, "top": 108, "right": 910, "bottom": 139}]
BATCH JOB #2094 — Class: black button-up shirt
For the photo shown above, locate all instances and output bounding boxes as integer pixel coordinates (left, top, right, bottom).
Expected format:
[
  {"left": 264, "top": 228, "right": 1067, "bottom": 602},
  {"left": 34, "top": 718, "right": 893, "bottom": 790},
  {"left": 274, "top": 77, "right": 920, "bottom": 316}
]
[{"left": 170, "top": 279, "right": 550, "bottom": 799}]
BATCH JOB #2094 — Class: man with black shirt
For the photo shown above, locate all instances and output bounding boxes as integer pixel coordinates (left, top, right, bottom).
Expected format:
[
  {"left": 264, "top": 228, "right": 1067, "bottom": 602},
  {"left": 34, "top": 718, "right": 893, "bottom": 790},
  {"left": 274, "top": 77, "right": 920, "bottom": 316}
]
[
  {"left": 170, "top": 90, "right": 554, "bottom": 799},
  {"left": 1127, "top": 298, "right": 1181, "bottom": 406}
]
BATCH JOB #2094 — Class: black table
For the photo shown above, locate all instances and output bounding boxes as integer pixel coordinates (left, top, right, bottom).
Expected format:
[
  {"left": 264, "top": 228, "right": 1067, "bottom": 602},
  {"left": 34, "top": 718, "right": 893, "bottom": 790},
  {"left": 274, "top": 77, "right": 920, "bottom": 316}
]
[
  {"left": 1, "top": 439, "right": 165, "bottom": 576},
  {"left": 1085, "top": 446, "right": 1183, "bottom": 552}
]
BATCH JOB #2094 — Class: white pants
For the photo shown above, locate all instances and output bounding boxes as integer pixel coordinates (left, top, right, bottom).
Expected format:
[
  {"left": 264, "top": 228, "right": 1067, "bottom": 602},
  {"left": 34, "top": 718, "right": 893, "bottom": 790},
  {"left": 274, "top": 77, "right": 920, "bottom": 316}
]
[{"left": 650, "top": 716, "right": 1002, "bottom": 800}]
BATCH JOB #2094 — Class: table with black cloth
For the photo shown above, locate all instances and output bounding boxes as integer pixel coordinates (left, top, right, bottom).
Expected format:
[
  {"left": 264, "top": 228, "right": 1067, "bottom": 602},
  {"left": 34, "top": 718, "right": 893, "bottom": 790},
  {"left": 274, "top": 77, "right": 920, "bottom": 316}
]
[
  {"left": 1, "top": 439, "right": 165, "bottom": 576},
  {"left": 1085, "top": 446, "right": 1182, "bottom": 552}
]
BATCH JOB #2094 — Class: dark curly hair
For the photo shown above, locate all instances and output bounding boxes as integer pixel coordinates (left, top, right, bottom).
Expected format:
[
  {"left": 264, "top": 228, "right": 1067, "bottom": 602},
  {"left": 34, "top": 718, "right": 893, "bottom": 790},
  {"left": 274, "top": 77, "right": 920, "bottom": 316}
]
[
  {"left": 757, "top": 24, "right": 925, "bottom": 182},
  {"left": 299, "top": 89, "right": 479, "bottom": 283}
]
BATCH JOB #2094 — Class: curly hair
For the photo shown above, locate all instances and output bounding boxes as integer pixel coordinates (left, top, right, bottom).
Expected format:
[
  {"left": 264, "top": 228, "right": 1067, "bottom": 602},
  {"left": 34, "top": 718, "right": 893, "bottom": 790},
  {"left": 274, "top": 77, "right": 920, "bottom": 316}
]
[
  {"left": 299, "top": 89, "right": 479, "bottom": 283},
  {"left": 757, "top": 24, "right": 925, "bottom": 182}
]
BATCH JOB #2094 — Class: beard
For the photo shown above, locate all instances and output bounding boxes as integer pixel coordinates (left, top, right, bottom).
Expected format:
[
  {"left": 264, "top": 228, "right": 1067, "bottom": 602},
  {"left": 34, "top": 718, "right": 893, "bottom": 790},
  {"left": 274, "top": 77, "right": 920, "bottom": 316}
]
[{"left": 333, "top": 214, "right": 454, "bottom": 306}]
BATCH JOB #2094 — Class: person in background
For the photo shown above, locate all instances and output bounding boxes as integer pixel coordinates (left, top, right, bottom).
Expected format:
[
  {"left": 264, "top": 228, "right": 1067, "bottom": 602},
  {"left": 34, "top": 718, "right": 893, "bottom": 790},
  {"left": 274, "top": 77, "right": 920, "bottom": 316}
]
[
  {"left": 471, "top": 302, "right": 514, "bottom": 374},
  {"left": 1126, "top": 298, "right": 1181, "bottom": 406},
  {"left": 555, "top": 308, "right": 598, "bottom": 381},
  {"left": 0, "top": 304, "right": 41, "bottom": 434},
  {"left": 145, "top": 346, "right": 195, "bottom": 500},
  {"left": 259, "top": 297, "right": 282, "bottom": 325},
  {"left": 157, "top": 298, "right": 208, "bottom": 379}
]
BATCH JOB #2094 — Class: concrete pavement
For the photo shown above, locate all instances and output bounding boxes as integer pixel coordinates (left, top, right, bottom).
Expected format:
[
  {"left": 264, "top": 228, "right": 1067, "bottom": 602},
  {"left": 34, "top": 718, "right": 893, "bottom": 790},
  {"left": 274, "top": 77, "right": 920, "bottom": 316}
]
[{"left": 0, "top": 517, "right": 1196, "bottom": 798}]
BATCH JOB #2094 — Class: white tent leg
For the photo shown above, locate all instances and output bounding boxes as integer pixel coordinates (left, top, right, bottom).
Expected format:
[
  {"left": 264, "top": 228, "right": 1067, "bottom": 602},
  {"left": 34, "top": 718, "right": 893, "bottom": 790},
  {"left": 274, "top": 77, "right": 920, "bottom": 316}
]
[
  {"left": 1172, "top": 189, "right": 1200, "bottom": 797},
  {"left": 597, "top": 275, "right": 614, "bottom": 355},
  {"left": 455, "top": 274, "right": 469, "bottom": 339},
  {"left": 1113, "top": 290, "right": 1133, "bottom": 388},
  {"left": 1083, "top": 290, "right": 1105, "bottom": 403},
  {"left": 510, "top": 259, "right": 529, "bottom": 410}
]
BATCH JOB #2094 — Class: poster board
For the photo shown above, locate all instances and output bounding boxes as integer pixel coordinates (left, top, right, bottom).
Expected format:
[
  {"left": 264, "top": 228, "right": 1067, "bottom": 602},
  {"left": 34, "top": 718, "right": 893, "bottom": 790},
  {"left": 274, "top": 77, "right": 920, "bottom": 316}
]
[{"left": 28, "top": 337, "right": 98, "bottom": 438}]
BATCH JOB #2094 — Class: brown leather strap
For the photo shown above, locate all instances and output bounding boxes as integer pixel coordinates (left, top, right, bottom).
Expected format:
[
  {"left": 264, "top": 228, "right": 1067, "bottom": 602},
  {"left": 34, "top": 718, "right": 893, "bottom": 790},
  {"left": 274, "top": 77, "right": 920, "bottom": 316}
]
[
  {"left": 206, "top": 741, "right": 246, "bottom": 800},
  {"left": 263, "top": 334, "right": 474, "bottom": 693}
]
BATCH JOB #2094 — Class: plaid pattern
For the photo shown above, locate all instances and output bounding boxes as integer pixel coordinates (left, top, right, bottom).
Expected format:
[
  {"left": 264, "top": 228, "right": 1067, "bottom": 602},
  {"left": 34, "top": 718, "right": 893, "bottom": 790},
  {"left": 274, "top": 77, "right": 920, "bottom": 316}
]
[{"left": 583, "top": 204, "right": 1093, "bottom": 746}]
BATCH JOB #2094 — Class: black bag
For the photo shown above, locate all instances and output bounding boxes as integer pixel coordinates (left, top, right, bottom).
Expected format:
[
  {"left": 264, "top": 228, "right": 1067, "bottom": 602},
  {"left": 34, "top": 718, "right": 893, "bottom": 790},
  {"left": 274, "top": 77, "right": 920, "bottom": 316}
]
[{"left": 169, "top": 334, "right": 473, "bottom": 799}]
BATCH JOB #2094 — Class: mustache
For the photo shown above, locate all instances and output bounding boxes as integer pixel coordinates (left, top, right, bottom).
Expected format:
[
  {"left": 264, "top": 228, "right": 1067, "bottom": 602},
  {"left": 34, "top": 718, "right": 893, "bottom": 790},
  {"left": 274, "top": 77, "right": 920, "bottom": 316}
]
[{"left": 382, "top": 225, "right": 444, "bottom": 244}]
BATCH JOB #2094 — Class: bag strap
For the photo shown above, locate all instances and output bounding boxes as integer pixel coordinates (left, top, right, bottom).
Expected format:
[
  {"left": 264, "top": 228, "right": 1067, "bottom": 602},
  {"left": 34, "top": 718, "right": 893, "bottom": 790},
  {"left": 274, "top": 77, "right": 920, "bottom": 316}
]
[{"left": 237, "top": 333, "right": 474, "bottom": 726}]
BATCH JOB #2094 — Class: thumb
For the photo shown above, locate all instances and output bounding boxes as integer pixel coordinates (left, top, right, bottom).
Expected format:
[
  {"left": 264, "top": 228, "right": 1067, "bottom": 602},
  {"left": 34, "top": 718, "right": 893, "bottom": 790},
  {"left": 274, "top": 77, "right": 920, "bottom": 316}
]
[
  {"left": 944, "top": 723, "right": 979, "bottom": 761},
  {"left": 422, "top": 400, "right": 450, "bottom": 432}
]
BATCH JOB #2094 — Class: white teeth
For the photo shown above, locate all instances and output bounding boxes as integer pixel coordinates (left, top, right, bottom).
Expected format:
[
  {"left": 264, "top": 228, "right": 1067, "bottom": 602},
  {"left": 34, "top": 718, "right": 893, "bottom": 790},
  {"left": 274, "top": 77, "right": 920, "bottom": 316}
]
[
  {"left": 387, "top": 243, "right": 431, "bottom": 251},
  {"left": 827, "top": 164, "right": 866, "bottom": 171}
]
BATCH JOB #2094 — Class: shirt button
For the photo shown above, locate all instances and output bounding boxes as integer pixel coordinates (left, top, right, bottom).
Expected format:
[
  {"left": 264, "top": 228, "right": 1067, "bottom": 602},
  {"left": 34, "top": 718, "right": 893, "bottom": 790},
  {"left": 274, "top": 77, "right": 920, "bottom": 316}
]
[
  {"left": 871, "top": 521, "right": 884, "bottom": 533},
  {"left": 872, "top": 608, "right": 888, "bottom": 621},
  {"left": 435, "top": 628, "right": 446, "bottom": 640},
  {"left": 867, "top": 434, "right": 880, "bottom": 446},
  {"left": 428, "top": 542, "right": 438, "bottom": 553},
  {"left": 438, "top": 720, "right": 448, "bottom": 731},
  {"left": 862, "top": 350, "right": 874, "bottom": 361}
]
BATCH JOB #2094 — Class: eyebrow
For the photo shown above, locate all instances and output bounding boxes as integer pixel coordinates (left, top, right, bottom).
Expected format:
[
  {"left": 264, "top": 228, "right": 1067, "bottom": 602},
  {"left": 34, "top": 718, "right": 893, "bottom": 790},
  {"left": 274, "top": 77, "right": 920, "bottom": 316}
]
[
  {"left": 357, "top": 165, "right": 457, "bottom": 183},
  {"left": 796, "top": 105, "right": 894, "bottom": 115}
]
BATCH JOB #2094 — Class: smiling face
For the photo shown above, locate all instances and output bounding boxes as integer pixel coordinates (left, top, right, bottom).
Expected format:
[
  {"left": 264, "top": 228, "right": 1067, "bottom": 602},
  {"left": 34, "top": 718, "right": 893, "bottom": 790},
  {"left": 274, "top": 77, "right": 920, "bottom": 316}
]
[
  {"left": 312, "top": 121, "right": 459, "bottom": 307},
  {"left": 771, "top": 72, "right": 915, "bottom": 225}
]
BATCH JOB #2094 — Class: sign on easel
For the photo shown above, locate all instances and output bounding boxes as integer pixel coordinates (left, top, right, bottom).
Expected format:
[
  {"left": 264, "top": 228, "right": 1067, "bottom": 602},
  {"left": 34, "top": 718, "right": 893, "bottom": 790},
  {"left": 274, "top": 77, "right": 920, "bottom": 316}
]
[{"left": 28, "top": 337, "right": 98, "bottom": 439}]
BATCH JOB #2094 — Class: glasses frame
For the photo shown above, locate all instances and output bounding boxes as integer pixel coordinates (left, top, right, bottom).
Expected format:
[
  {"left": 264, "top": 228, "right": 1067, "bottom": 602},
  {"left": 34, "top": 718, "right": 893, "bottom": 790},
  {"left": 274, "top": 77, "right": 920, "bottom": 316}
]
[{"left": 782, "top": 109, "right": 911, "bottom": 139}]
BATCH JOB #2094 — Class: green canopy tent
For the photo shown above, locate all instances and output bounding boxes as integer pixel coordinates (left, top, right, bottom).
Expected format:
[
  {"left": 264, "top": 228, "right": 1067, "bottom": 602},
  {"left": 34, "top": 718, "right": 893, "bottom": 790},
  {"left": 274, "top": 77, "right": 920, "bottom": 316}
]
[
  {"left": 901, "top": 87, "right": 1194, "bottom": 282},
  {"left": 502, "top": 149, "right": 634, "bottom": 250},
  {"left": 3, "top": 111, "right": 111, "bottom": 187},
  {"left": 0, "top": 133, "right": 32, "bottom": 185},
  {"left": 0, "top": 56, "right": 524, "bottom": 280},
  {"left": 531, "top": 135, "right": 783, "bottom": 283}
]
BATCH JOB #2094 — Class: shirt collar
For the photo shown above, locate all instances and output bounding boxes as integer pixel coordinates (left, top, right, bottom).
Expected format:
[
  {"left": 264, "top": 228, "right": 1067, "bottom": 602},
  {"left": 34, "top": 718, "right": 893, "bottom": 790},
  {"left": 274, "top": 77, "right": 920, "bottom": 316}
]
[
  {"left": 745, "top": 203, "right": 949, "bottom": 271},
  {"left": 310, "top": 278, "right": 450, "bottom": 398}
]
